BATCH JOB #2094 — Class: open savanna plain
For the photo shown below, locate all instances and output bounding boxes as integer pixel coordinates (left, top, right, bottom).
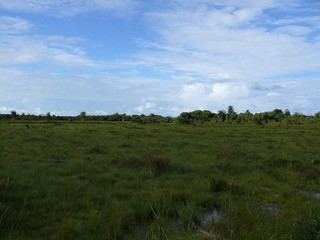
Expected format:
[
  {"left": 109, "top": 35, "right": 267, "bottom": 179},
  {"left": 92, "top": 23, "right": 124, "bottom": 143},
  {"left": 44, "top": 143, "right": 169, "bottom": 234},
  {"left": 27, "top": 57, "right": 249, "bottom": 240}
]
[{"left": 0, "top": 122, "right": 319, "bottom": 239}]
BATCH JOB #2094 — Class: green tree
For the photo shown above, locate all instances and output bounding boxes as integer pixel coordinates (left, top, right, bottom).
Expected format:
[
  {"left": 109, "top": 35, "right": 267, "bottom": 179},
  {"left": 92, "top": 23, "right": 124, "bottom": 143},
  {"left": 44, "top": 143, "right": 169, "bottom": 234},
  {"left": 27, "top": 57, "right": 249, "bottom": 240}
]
[
  {"left": 245, "top": 110, "right": 253, "bottom": 122},
  {"left": 79, "top": 111, "right": 87, "bottom": 122},
  {"left": 190, "top": 110, "right": 214, "bottom": 122},
  {"left": 131, "top": 115, "right": 142, "bottom": 123},
  {"left": 269, "top": 109, "right": 284, "bottom": 122},
  {"left": 217, "top": 110, "right": 226, "bottom": 122},
  {"left": 227, "top": 106, "right": 236, "bottom": 122},
  {"left": 178, "top": 112, "right": 193, "bottom": 124},
  {"left": 46, "top": 112, "right": 51, "bottom": 122},
  {"left": 10, "top": 110, "right": 17, "bottom": 120},
  {"left": 253, "top": 113, "right": 264, "bottom": 125},
  {"left": 284, "top": 109, "right": 291, "bottom": 117}
]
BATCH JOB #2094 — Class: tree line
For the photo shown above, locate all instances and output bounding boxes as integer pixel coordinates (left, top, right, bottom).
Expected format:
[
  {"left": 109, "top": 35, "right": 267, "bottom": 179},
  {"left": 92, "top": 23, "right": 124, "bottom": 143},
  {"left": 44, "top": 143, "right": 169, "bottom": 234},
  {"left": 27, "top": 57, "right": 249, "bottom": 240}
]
[
  {"left": 177, "top": 107, "right": 320, "bottom": 124},
  {"left": 1, "top": 107, "right": 320, "bottom": 125}
]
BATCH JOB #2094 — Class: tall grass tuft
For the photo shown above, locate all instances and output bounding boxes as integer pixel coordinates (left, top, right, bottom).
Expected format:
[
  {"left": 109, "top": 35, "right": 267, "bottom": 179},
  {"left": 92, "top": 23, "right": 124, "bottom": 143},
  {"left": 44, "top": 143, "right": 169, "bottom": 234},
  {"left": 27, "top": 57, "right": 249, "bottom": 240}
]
[{"left": 292, "top": 212, "right": 320, "bottom": 240}]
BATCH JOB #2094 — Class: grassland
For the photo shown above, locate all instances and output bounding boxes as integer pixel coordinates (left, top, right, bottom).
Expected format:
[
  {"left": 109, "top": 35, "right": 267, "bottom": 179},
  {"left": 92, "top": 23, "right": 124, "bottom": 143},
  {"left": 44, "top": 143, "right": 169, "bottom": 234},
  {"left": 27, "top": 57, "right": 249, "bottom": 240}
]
[{"left": 0, "top": 122, "right": 319, "bottom": 239}]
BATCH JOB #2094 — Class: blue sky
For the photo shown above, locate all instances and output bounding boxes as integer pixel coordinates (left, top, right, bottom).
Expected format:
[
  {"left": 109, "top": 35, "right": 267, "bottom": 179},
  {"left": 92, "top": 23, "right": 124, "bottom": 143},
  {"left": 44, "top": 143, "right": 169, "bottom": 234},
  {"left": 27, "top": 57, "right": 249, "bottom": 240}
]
[{"left": 0, "top": 0, "right": 319, "bottom": 116}]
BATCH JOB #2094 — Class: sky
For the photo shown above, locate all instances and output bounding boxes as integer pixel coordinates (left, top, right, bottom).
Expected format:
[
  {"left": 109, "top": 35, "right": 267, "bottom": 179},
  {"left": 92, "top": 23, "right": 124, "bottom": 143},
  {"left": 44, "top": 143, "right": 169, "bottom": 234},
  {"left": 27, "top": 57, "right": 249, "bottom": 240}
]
[{"left": 0, "top": 0, "right": 320, "bottom": 116}]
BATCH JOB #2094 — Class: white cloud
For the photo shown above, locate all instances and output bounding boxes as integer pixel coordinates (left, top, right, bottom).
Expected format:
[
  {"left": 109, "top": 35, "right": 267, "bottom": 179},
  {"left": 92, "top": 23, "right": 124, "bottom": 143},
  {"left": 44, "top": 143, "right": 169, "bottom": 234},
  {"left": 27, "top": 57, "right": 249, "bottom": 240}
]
[
  {"left": 252, "top": 82, "right": 284, "bottom": 91},
  {"left": 0, "top": 0, "right": 138, "bottom": 16},
  {"left": 178, "top": 82, "right": 249, "bottom": 110},
  {"left": 274, "top": 25, "right": 313, "bottom": 36},
  {"left": 0, "top": 106, "right": 15, "bottom": 113},
  {"left": 271, "top": 16, "right": 320, "bottom": 27},
  {"left": 0, "top": 16, "right": 32, "bottom": 34},
  {"left": 134, "top": 101, "right": 157, "bottom": 113},
  {"left": 179, "top": 83, "right": 207, "bottom": 108},
  {"left": 94, "top": 110, "right": 109, "bottom": 115},
  {"left": 139, "top": 4, "right": 320, "bottom": 82},
  {"left": 209, "top": 83, "right": 249, "bottom": 101},
  {"left": 159, "top": 106, "right": 190, "bottom": 116},
  {"left": 171, "top": 0, "right": 280, "bottom": 9},
  {"left": 0, "top": 35, "right": 99, "bottom": 67},
  {"left": 0, "top": 106, "right": 42, "bottom": 115},
  {"left": 267, "top": 92, "right": 281, "bottom": 97}
]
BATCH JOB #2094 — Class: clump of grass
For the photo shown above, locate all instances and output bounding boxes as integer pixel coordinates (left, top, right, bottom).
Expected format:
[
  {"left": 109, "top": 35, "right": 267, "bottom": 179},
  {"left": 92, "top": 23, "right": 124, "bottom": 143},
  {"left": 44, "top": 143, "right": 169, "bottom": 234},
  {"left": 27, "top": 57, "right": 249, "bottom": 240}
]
[
  {"left": 266, "top": 144, "right": 276, "bottom": 150},
  {"left": 48, "top": 154, "right": 65, "bottom": 164},
  {"left": 147, "top": 156, "right": 172, "bottom": 177},
  {"left": 149, "top": 191, "right": 177, "bottom": 219},
  {"left": 198, "top": 228, "right": 222, "bottom": 240},
  {"left": 209, "top": 178, "right": 230, "bottom": 192},
  {"left": 291, "top": 163, "right": 320, "bottom": 181},
  {"left": 58, "top": 219, "right": 83, "bottom": 240},
  {"left": 118, "top": 143, "right": 133, "bottom": 148},
  {"left": 115, "top": 155, "right": 173, "bottom": 177},
  {"left": 116, "top": 156, "right": 146, "bottom": 169},
  {"left": 86, "top": 145, "right": 104, "bottom": 155},
  {"left": 171, "top": 191, "right": 188, "bottom": 205},
  {"left": 311, "top": 158, "right": 320, "bottom": 165},
  {"left": 292, "top": 212, "right": 320, "bottom": 240},
  {"left": 208, "top": 177, "right": 244, "bottom": 195},
  {"left": 265, "top": 155, "right": 300, "bottom": 168},
  {"left": 177, "top": 202, "right": 198, "bottom": 229}
]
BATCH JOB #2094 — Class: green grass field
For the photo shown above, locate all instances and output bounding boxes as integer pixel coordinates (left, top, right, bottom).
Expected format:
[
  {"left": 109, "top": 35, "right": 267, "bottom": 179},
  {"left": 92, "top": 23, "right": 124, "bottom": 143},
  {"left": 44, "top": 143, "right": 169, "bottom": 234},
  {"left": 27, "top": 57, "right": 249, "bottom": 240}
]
[{"left": 0, "top": 122, "right": 319, "bottom": 239}]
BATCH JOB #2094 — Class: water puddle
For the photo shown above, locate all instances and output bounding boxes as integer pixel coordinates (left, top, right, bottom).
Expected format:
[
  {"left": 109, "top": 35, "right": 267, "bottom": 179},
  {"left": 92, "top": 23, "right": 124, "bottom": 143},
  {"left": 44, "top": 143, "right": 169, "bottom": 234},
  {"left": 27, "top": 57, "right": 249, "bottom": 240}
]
[
  {"left": 259, "top": 203, "right": 280, "bottom": 214},
  {"left": 199, "top": 209, "right": 224, "bottom": 226},
  {"left": 170, "top": 219, "right": 183, "bottom": 230},
  {"left": 310, "top": 192, "right": 320, "bottom": 200},
  {"left": 259, "top": 186, "right": 273, "bottom": 192},
  {"left": 119, "top": 223, "right": 146, "bottom": 240},
  {"left": 120, "top": 209, "right": 225, "bottom": 238},
  {"left": 295, "top": 189, "right": 320, "bottom": 201}
]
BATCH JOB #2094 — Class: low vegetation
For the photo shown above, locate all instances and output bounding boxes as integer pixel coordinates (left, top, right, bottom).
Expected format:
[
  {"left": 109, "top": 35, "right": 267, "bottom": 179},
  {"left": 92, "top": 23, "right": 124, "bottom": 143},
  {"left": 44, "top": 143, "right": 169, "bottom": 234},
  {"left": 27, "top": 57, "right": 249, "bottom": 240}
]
[{"left": 0, "top": 119, "right": 319, "bottom": 239}]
